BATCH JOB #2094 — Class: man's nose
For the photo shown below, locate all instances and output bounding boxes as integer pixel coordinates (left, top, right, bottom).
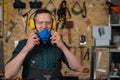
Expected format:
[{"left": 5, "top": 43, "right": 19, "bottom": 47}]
[{"left": 43, "top": 22, "right": 47, "bottom": 28}]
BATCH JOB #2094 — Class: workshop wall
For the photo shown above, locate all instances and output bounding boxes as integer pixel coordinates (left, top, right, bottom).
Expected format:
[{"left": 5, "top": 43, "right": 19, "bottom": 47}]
[{"left": 3, "top": 0, "right": 109, "bottom": 79}]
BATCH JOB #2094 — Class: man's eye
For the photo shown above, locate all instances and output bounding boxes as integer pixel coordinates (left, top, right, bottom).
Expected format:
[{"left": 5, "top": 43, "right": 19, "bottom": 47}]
[
  {"left": 37, "top": 22, "right": 42, "bottom": 24},
  {"left": 39, "top": 22, "right": 43, "bottom": 24},
  {"left": 46, "top": 22, "right": 52, "bottom": 24}
]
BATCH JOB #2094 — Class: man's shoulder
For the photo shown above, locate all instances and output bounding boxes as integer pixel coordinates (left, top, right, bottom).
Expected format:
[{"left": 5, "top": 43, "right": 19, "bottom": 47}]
[
  {"left": 16, "top": 39, "right": 27, "bottom": 48},
  {"left": 19, "top": 38, "right": 27, "bottom": 42},
  {"left": 19, "top": 38, "right": 27, "bottom": 43}
]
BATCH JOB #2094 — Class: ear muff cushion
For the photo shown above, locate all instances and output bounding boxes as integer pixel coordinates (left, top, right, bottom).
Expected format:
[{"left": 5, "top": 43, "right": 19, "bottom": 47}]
[
  {"left": 30, "top": 18, "right": 35, "bottom": 30},
  {"left": 52, "top": 19, "right": 57, "bottom": 30}
]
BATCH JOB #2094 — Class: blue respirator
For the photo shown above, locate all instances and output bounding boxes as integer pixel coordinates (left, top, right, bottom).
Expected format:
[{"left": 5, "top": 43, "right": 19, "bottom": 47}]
[{"left": 38, "top": 29, "right": 51, "bottom": 44}]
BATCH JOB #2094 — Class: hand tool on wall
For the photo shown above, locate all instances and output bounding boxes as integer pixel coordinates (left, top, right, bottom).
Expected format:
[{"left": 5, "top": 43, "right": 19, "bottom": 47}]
[
  {"left": 64, "top": 21, "right": 73, "bottom": 44},
  {"left": 29, "top": 0, "right": 42, "bottom": 9},
  {"left": 57, "top": 0, "right": 71, "bottom": 28},
  {"left": 13, "top": 0, "right": 26, "bottom": 9},
  {"left": 13, "top": 0, "right": 26, "bottom": 14},
  {"left": 106, "top": 1, "right": 120, "bottom": 14},
  {"left": 5, "top": 19, "right": 17, "bottom": 42},
  {"left": 79, "top": 46, "right": 85, "bottom": 65},
  {"left": 82, "top": 1, "right": 87, "bottom": 18},
  {"left": 83, "top": 48, "right": 90, "bottom": 60},
  {"left": 98, "top": 27, "right": 105, "bottom": 37},
  {"left": 85, "top": 19, "right": 91, "bottom": 35},
  {"left": 96, "top": 51, "right": 106, "bottom": 72},
  {"left": 94, "top": 51, "right": 106, "bottom": 79},
  {"left": 80, "top": 34, "right": 86, "bottom": 45},
  {"left": 45, "top": 0, "right": 56, "bottom": 15},
  {"left": 71, "top": 1, "right": 83, "bottom": 15},
  {"left": 80, "top": 19, "right": 91, "bottom": 45}
]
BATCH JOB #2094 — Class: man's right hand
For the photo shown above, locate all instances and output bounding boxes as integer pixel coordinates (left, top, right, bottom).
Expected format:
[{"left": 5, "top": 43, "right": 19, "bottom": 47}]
[{"left": 25, "top": 33, "right": 40, "bottom": 50}]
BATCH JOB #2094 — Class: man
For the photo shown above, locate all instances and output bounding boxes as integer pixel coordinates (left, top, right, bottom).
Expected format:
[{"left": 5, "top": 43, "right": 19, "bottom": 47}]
[{"left": 5, "top": 8, "right": 81, "bottom": 80}]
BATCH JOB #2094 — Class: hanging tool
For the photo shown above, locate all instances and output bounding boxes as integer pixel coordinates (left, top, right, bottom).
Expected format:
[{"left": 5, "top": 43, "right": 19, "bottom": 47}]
[
  {"left": 5, "top": 19, "right": 17, "bottom": 42},
  {"left": 79, "top": 46, "right": 85, "bottom": 65},
  {"left": 95, "top": 51, "right": 106, "bottom": 78},
  {"left": 64, "top": 21, "right": 73, "bottom": 44},
  {"left": 29, "top": 0, "right": 42, "bottom": 9},
  {"left": 79, "top": 35, "right": 86, "bottom": 65},
  {"left": 83, "top": 48, "right": 90, "bottom": 60},
  {"left": 13, "top": 0, "right": 26, "bottom": 9},
  {"left": 57, "top": 0, "right": 71, "bottom": 28},
  {"left": 98, "top": 27, "right": 105, "bottom": 37},
  {"left": 71, "top": 1, "right": 83, "bottom": 15},
  {"left": 82, "top": 1, "right": 87, "bottom": 18},
  {"left": 106, "top": 1, "right": 120, "bottom": 14},
  {"left": 85, "top": 19, "right": 91, "bottom": 35},
  {"left": 13, "top": 0, "right": 26, "bottom": 15},
  {"left": 57, "top": 0, "right": 72, "bottom": 43},
  {"left": 80, "top": 19, "right": 91, "bottom": 45},
  {"left": 45, "top": 0, "right": 56, "bottom": 15},
  {"left": 80, "top": 34, "right": 86, "bottom": 45}
]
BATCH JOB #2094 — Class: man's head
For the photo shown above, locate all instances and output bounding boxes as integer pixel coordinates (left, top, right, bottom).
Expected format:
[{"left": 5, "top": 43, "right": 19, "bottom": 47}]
[{"left": 34, "top": 9, "right": 53, "bottom": 32}]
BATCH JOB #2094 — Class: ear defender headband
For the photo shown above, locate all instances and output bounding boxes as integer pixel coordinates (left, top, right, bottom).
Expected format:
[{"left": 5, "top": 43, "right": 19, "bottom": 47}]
[{"left": 29, "top": 9, "right": 57, "bottom": 30}]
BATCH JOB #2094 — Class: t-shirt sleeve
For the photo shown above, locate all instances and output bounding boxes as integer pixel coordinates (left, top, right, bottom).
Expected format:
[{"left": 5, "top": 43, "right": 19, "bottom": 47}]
[{"left": 6, "top": 39, "right": 27, "bottom": 63}]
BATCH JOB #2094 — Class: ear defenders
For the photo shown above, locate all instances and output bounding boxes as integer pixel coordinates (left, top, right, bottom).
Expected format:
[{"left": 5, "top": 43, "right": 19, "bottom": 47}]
[
  {"left": 29, "top": 18, "right": 35, "bottom": 30},
  {"left": 29, "top": 14, "right": 57, "bottom": 30}
]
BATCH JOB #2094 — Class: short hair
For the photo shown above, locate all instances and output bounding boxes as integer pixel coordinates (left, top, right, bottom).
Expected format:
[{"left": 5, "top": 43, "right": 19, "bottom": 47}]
[{"left": 34, "top": 8, "right": 52, "bottom": 18}]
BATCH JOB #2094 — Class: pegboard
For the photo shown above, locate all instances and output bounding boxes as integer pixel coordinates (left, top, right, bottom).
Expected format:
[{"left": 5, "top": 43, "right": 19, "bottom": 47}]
[{"left": 3, "top": 0, "right": 109, "bottom": 79}]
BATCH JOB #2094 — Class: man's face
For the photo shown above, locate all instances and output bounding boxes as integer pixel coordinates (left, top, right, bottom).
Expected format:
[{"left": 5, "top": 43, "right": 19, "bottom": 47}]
[{"left": 35, "top": 13, "right": 52, "bottom": 32}]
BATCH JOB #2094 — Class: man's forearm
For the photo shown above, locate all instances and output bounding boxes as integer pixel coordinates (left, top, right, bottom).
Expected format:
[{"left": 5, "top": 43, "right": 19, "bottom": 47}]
[
  {"left": 61, "top": 45, "right": 82, "bottom": 72},
  {"left": 5, "top": 46, "right": 29, "bottom": 79}
]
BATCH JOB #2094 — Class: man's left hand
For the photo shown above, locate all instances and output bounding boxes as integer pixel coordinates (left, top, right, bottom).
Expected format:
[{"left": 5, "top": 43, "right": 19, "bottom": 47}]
[{"left": 50, "top": 32, "right": 64, "bottom": 49}]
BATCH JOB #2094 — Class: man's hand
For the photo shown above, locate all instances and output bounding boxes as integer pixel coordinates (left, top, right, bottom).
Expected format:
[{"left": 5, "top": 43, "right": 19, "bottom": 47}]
[
  {"left": 26, "top": 33, "right": 40, "bottom": 50},
  {"left": 50, "top": 32, "right": 64, "bottom": 49}
]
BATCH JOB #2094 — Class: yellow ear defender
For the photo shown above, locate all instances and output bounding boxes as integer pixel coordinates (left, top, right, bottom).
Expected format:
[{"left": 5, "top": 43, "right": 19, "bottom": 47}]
[
  {"left": 51, "top": 18, "right": 58, "bottom": 30},
  {"left": 29, "top": 18, "right": 35, "bottom": 30},
  {"left": 29, "top": 16, "right": 57, "bottom": 31}
]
